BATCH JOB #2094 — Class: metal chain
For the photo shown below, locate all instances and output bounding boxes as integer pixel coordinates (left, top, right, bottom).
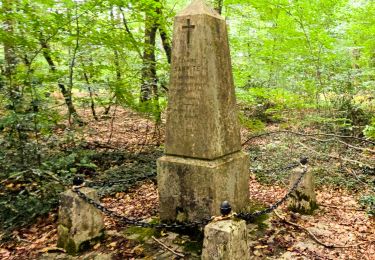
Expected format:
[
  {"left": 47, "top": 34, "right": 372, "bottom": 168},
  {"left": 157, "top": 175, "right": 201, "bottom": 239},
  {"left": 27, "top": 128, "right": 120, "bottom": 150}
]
[
  {"left": 71, "top": 161, "right": 308, "bottom": 229},
  {"left": 235, "top": 165, "right": 308, "bottom": 221},
  {"left": 250, "top": 161, "right": 300, "bottom": 174},
  {"left": 72, "top": 187, "right": 210, "bottom": 229},
  {"left": 85, "top": 171, "right": 157, "bottom": 188}
]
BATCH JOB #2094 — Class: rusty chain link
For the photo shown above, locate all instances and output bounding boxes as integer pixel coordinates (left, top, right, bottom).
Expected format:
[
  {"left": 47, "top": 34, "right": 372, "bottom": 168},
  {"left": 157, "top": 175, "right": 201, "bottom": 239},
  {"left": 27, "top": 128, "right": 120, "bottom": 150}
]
[
  {"left": 71, "top": 158, "right": 308, "bottom": 230},
  {"left": 72, "top": 187, "right": 210, "bottom": 229},
  {"left": 85, "top": 171, "right": 157, "bottom": 188},
  {"left": 250, "top": 162, "right": 300, "bottom": 174},
  {"left": 235, "top": 165, "right": 308, "bottom": 221}
]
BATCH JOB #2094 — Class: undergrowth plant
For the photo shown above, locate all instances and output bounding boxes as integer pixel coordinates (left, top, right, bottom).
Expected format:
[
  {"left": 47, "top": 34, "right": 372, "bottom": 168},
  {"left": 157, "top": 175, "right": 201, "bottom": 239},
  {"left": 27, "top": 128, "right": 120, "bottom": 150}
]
[{"left": 360, "top": 195, "right": 375, "bottom": 217}]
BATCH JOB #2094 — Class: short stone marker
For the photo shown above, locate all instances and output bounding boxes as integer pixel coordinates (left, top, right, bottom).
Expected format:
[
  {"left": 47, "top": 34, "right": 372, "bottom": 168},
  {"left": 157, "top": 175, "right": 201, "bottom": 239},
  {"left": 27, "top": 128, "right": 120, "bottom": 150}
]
[
  {"left": 57, "top": 188, "right": 104, "bottom": 254},
  {"left": 288, "top": 164, "right": 318, "bottom": 214},
  {"left": 157, "top": 0, "right": 249, "bottom": 221},
  {"left": 202, "top": 219, "right": 250, "bottom": 260}
]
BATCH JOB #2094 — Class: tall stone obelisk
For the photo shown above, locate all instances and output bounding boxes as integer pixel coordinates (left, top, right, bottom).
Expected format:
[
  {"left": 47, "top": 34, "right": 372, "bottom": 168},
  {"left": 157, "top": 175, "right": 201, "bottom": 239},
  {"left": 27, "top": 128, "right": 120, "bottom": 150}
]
[{"left": 157, "top": 0, "right": 249, "bottom": 221}]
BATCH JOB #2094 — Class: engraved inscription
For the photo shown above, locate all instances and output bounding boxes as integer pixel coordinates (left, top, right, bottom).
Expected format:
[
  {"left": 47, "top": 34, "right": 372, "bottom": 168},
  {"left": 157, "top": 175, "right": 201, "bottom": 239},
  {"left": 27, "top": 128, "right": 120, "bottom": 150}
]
[{"left": 171, "top": 57, "right": 207, "bottom": 121}]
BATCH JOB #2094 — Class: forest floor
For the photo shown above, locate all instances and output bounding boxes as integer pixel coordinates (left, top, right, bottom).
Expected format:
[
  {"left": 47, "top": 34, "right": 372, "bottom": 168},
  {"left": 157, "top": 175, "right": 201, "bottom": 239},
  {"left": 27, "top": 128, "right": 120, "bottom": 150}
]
[{"left": 0, "top": 107, "right": 374, "bottom": 260}]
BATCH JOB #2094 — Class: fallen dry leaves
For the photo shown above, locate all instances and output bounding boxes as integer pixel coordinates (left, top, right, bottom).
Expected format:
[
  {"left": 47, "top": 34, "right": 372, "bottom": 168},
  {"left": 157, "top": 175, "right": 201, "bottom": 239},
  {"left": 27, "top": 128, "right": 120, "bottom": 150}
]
[
  {"left": 249, "top": 176, "right": 375, "bottom": 259},
  {"left": 1, "top": 107, "right": 374, "bottom": 259}
]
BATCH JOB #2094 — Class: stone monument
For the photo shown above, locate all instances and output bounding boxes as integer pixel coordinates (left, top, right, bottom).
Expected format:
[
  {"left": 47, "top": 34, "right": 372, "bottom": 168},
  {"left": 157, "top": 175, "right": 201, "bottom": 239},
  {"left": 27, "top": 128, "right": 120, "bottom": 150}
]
[
  {"left": 157, "top": 0, "right": 249, "bottom": 221},
  {"left": 57, "top": 188, "right": 104, "bottom": 254},
  {"left": 288, "top": 164, "right": 318, "bottom": 214},
  {"left": 202, "top": 220, "right": 250, "bottom": 260}
]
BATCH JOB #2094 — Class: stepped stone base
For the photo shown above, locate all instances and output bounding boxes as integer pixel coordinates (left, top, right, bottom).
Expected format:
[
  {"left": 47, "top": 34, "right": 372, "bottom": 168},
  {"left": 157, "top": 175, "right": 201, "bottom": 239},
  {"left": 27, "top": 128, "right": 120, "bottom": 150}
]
[{"left": 157, "top": 151, "right": 249, "bottom": 221}]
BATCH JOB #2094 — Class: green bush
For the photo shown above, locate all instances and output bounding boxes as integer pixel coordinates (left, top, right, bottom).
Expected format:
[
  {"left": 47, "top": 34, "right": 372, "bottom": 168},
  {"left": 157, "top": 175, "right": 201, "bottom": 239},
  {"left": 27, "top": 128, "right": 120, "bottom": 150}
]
[
  {"left": 364, "top": 118, "right": 375, "bottom": 140},
  {"left": 360, "top": 195, "right": 375, "bottom": 217},
  {"left": 237, "top": 87, "right": 309, "bottom": 123}
]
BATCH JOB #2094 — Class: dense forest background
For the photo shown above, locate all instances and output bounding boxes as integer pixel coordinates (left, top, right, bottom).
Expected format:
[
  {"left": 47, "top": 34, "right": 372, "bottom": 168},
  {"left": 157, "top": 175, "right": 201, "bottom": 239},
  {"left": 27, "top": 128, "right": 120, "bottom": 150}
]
[{"left": 0, "top": 0, "right": 374, "bottom": 241}]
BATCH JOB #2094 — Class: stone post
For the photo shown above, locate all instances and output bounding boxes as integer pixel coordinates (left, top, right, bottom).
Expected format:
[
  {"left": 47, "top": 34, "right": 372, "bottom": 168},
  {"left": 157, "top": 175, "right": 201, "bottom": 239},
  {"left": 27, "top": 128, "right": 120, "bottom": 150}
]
[
  {"left": 288, "top": 165, "right": 318, "bottom": 214},
  {"left": 202, "top": 219, "right": 250, "bottom": 260},
  {"left": 157, "top": 0, "right": 249, "bottom": 221},
  {"left": 57, "top": 188, "right": 105, "bottom": 254}
]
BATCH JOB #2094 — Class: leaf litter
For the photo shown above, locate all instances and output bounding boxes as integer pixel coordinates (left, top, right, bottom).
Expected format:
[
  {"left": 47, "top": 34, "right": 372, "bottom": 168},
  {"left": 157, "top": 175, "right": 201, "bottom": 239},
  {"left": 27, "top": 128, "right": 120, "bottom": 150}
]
[{"left": 0, "top": 108, "right": 374, "bottom": 259}]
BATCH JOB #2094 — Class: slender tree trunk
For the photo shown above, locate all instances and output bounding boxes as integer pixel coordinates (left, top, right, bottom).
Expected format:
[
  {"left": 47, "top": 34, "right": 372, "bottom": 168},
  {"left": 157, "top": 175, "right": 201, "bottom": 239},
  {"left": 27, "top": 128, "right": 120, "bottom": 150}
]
[
  {"left": 3, "top": 0, "right": 18, "bottom": 92},
  {"left": 157, "top": 6, "right": 171, "bottom": 65},
  {"left": 105, "top": 7, "right": 122, "bottom": 116},
  {"left": 83, "top": 72, "right": 98, "bottom": 121},
  {"left": 39, "top": 38, "right": 81, "bottom": 123},
  {"left": 215, "top": 0, "right": 223, "bottom": 14},
  {"left": 118, "top": 6, "right": 142, "bottom": 58},
  {"left": 159, "top": 27, "right": 171, "bottom": 64},
  {"left": 66, "top": 4, "right": 82, "bottom": 125},
  {"left": 140, "top": 8, "right": 158, "bottom": 103}
]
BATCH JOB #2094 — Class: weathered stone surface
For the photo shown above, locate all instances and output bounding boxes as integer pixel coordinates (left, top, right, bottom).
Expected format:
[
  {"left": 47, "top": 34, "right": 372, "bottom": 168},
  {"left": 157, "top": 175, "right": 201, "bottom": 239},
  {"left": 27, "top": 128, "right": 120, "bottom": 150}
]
[
  {"left": 165, "top": 0, "right": 241, "bottom": 160},
  {"left": 57, "top": 188, "right": 105, "bottom": 254},
  {"left": 288, "top": 166, "right": 318, "bottom": 214},
  {"left": 202, "top": 219, "right": 249, "bottom": 260},
  {"left": 158, "top": 152, "right": 249, "bottom": 221},
  {"left": 158, "top": 0, "right": 249, "bottom": 221}
]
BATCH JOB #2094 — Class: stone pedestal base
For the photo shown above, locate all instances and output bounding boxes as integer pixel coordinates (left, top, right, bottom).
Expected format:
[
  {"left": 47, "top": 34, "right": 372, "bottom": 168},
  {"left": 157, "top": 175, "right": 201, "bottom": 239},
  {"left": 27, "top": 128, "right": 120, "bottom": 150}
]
[
  {"left": 288, "top": 166, "right": 318, "bottom": 214},
  {"left": 202, "top": 219, "right": 249, "bottom": 260},
  {"left": 57, "top": 188, "right": 105, "bottom": 254},
  {"left": 157, "top": 151, "right": 249, "bottom": 221}
]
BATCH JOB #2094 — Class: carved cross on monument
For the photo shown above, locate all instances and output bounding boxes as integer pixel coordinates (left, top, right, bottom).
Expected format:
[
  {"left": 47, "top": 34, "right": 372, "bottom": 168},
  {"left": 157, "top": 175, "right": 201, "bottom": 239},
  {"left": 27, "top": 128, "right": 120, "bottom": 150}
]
[
  {"left": 182, "top": 19, "right": 195, "bottom": 45},
  {"left": 157, "top": 0, "right": 249, "bottom": 222}
]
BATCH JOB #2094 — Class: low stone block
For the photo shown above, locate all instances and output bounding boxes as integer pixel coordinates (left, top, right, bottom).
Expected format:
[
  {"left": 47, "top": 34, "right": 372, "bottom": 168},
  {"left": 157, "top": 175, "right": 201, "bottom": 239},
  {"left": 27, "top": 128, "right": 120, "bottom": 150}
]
[
  {"left": 202, "top": 219, "right": 249, "bottom": 260},
  {"left": 157, "top": 151, "right": 249, "bottom": 221},
  {"left": 288, "top": 166, "right": 318, "bottom": 214},
  {"left": 57, "top": 188, "right": 105, "bottom": 254}
]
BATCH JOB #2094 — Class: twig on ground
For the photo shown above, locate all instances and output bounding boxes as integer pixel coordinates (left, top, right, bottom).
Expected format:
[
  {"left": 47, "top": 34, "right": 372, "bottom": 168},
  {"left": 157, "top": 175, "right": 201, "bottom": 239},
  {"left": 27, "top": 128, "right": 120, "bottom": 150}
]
[
  {"left": 151, "top": 236, "right": 185, "bottom": 258},
  {"left": 298, "top": 142, "right": 374, "bottom": 170},
  {"left": 14, "top": 235, "right": 32, "bottom": 244},
  {"left": 106, "top": 103, "right": 118, "bottom": 145},
  {"left": 274, "top": 210, "right": 373, "bottom": 248},
  {"left": 242, "top": 130, "right": 375, "bottom": 146},
  {"left": 336, "top": 139, "right": 375, "bottom": 154},
  {"left": 344, "top": 167, "right": 374, "bottom": 189},
  {"left": 136, "top": 114, "right": 151, "bottom": 154},
  {"left": 319, "top": 203, "right": 365, "bottom": 212},
  {"left": 81, "top": 141, "right": 116, "bottom": 150}
]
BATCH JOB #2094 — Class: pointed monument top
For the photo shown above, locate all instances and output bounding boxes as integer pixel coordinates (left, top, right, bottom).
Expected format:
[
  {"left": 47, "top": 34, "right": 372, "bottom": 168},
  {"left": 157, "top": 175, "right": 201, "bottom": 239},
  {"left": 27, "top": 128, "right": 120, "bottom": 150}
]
[{"left": 177, "top": 0, "right": 223, "bottom": 19}]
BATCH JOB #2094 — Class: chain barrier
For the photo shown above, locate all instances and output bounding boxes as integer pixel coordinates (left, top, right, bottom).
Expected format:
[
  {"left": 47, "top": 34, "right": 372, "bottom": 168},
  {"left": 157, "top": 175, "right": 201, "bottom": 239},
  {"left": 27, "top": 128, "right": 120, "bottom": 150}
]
[
  {"left": 84, "top": 171, "right": 157, "bottom": 188},
  {"left": 235, "top": 164, "right": 307, "bottom": 221},
  {"left": 72, "top": 187, "right": 210, "bottom": 229},
  {"left": 250, "top": 161, "right": 300, "bottom": 174},
  {"left": 71, "top": 158, "right": 308, "bottom": 230}
]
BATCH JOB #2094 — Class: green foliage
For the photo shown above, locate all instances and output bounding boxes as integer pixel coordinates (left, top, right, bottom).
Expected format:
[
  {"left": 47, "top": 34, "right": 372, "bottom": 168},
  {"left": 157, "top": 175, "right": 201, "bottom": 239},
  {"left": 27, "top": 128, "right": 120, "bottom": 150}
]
[
  {"left": 238, "top": 87, "right": 309, "bottom": 124},
  {"left": 360, "top": 195, "right": 375, "bottom": 217},
  {"left": 0, "top": 182, "right": 63, "bottom": 231},
  {"left": 0, "top": 0, "right": 374, "bottom": 234},
  {"left": 364, "top": 118, "right": 375, "bottom": 140}
]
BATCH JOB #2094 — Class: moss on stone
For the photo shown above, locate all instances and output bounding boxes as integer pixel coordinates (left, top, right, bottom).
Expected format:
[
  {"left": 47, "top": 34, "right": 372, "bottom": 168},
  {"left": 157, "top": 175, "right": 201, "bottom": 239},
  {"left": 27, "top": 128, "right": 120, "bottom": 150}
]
[
  {"left": 239, "top": 201, "right": 269, "bottom": 229},
  {"left": 288, "top": 190, "right": 318, "bottom": 215},
  {"left": 125, "top": 226, "right": 160, "bottom": 242},
  {"left": 57, "top": 225, "right": 105, "bottom": 255},
  {"left": 172, "top": 232, "right": 203, "bottom": 256},
  {"left": 183, "top": 240, "right": 203, "bottom": 255}
]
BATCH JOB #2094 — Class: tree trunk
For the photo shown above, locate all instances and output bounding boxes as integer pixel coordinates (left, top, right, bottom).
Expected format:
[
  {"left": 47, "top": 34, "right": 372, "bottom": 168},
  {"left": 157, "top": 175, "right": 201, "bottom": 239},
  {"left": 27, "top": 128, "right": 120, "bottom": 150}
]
[
  {"left": 39, "top": 37, "right": 81, "bottom": 123},
  {"left": 140, "top": 8, "right": 158, "bottom": 103},
  {"left": 157, "top": 5, "right": 171, "bottom": 65},
  {"left": 3, "top": 0, "right": 18, "bottom": 84},
  {"left": 215, "top": 0, "right": 223, "bottom": 14},
  {"left": 83, "top": 72, "right": 98, "bottom": 121}
]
